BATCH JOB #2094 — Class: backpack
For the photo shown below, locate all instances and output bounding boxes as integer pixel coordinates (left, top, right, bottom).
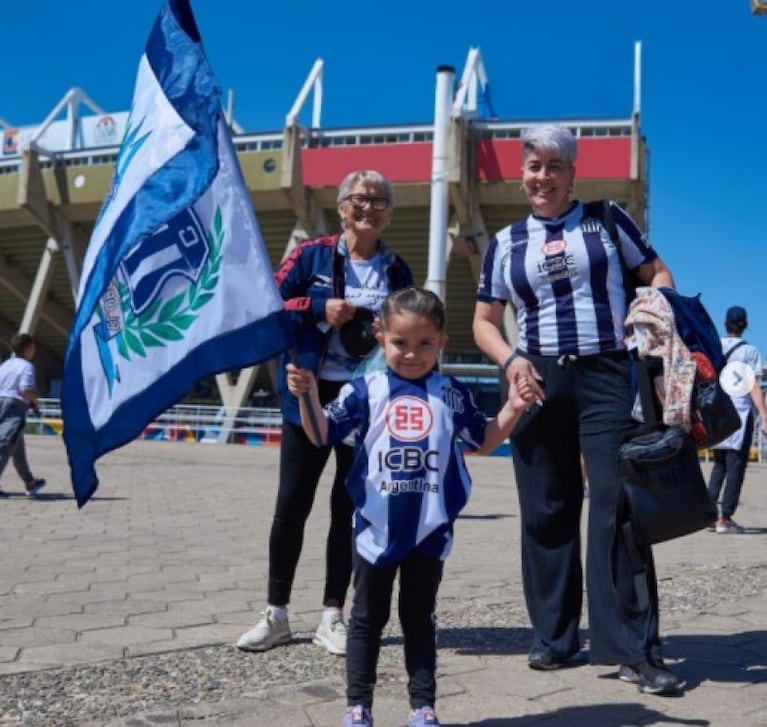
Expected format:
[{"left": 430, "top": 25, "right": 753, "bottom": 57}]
[
  {"left": 584, "top": 200, "right": 740, "bottom": 447},
  {"left": 659, "top": 289, "right": 740, "bottom": 447}
]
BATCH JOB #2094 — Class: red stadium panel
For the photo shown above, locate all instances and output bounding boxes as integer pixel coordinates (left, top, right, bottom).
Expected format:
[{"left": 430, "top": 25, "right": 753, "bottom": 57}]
[
  {"left": 303, "top": 136, "right": 632, "bottom": 186},
  {"left": 302, "top": 143, "right": 434, "bottom": 185},
  {"left": 476, "top": 137, "right": 632, "bottom": 180}
]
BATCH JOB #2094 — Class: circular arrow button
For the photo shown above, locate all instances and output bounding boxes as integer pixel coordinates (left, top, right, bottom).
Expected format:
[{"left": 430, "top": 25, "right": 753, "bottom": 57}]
[{"left": 720, "top": 361, "right": 755, "bottom": 398}]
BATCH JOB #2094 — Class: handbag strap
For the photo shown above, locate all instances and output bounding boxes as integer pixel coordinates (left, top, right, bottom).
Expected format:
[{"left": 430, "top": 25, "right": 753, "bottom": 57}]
[
  {"left": 584, "top": 199, "right": 637, "bottom": 305},
  {"left": 617, "top": 518, "right": 651, "bottom": 616},
  {"left": 609, "top": 358, "right": 658, "bottom": 617},
  {"left": 724, "top": 340, "right": 747, "bottom": 362},
  {"left": 635, "top": 357, "right": 662, "bottom": 426}
]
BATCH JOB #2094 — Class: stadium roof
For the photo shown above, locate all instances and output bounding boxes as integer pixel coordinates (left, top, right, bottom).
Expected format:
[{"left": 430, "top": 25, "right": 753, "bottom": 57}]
[{"left": 0, "top": 49, "right": 648, "bottom": 406}]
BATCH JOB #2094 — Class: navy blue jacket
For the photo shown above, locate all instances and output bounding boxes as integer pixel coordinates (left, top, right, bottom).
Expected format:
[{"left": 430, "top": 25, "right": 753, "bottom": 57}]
[{"left": 275, "top": 231, "right": 413, "bottom": 425}]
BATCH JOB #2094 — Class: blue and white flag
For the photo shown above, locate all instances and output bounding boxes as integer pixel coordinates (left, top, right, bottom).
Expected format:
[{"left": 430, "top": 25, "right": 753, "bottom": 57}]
[{"left": 62, "top": 0, "right": 293, "bottom": 507}]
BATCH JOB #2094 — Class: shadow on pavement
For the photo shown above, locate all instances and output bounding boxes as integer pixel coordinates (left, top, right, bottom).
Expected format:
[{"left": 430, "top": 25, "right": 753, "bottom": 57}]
[
  {"left": 1, "top": 492, "right": 127, "bottom": 502},
  {"left": 443, "top": 703, "right": 709, "bottom": 726},
  {"left": 436, "top": 626, "right": 531, "bottom": 655},
  {"left": 663, "top": 631, "right": 767, "bottom": 690},
  {"left": 436, "top": 627, "right": 593, "bottom": 659},
  {"left": 457, "top": 512, "right": 515, "bottom": 521}
]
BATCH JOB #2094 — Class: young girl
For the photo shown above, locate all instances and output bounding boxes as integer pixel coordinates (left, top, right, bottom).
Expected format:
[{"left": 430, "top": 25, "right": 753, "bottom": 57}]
[{"left": 286, "top": 287, "right": 536, "bottom": 727}]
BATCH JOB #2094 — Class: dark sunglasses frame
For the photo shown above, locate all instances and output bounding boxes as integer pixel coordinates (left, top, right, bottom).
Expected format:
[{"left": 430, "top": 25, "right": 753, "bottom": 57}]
[{"left": 342, "top": 194, "right": 391, "bottom": 211}]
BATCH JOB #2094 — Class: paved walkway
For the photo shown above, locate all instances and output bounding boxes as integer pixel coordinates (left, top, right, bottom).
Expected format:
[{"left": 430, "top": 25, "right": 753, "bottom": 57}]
[{"left": 1, "top": 436, "right": 766, "bottom": 726}]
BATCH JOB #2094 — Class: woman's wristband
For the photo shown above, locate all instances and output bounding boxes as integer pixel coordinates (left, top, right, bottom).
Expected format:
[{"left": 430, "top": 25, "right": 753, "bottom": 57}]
[{"left": 500, "top": 351, "right": 519, "bottom": 373}]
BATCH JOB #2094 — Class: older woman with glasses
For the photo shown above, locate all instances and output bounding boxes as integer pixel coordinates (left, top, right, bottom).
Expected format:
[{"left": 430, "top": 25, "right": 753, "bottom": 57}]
[{"left": 237, "top": 169, "right": 413, "bottom": 656}]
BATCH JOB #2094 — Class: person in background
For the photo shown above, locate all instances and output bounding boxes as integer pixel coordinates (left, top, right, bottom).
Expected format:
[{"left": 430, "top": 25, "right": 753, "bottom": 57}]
[
  {"left": 472, "top": 125, "right": 682, "bottom": 695},
  {"left": 237, "top": 170, "right": 413, "bottom": 655},
  {"left": 0, "top": 333, "right": 46, "bottom": 498},
  {"left": 288, "top": 287, "right": 536, "bottom": 727},
  {"left": 707, "top": 306, "right": 767, "bottom": 533}
]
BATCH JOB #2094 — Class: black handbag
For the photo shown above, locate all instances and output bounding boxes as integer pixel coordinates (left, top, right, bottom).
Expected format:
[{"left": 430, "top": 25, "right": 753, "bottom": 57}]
[
  {"left": 618, "top": 358, "right": 717, "bottom": 547},
  {"left": 612, "top": 358, "right": 717, "bottom": 616}
]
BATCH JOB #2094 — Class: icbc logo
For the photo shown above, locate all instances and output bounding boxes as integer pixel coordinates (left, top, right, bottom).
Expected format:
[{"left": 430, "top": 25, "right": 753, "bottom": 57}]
[{"left": 386, "top": 396, "right": 434, "bottom": 442}]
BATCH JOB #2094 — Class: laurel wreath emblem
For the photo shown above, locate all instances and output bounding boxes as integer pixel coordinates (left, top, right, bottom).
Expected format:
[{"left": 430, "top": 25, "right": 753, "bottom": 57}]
[{"left": 116, "top": 206, "right": 224, "bottom": 360}]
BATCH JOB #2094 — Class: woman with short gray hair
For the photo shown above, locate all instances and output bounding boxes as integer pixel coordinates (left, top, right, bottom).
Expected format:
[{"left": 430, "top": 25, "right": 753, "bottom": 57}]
[{"left": 473, "top": 125, "right": 681, "bottom": 695}]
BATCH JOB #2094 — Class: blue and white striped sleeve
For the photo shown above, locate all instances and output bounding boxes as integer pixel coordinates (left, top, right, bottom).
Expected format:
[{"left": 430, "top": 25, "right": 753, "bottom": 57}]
[
  {"left": 452, "top": 379, "right": 488, "bottom": 450},
  {"left": 476, "top": 232, "right": 511, "bottom": 304},
  {"left": 324, "top": 378, "right": 366, "bottom": 445},
  {"left": 611, "top": 202, "right": 658, "bottom": 270}
]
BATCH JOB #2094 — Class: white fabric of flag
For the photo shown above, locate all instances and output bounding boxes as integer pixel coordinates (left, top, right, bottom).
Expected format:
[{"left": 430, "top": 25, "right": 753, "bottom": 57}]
[{"left": 62, "top": 0, "right": 293, "bottom": 507}]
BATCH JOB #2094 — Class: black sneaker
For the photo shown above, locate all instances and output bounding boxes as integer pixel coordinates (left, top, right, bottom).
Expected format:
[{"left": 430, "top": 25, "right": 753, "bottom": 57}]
[
  {"left": 626, "top": 660, "right": 682, "bottom": 695},
  {"left": 528, "top": 647, "right": 565, "bottom": 670}
]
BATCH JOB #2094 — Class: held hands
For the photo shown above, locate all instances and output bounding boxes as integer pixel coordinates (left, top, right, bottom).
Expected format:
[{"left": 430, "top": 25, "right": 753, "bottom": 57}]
[
  {"left": 508, "top": 372, "right": 538, "bottom": 412},
  {"left": 286, "top": 363, "right": 317, "bottom": 396},
  {"left": 506, "top": 357, "right": 545, "bottom": 412},
  {"left": 325, "top": 298, "right": 356, "bottom": 328}
]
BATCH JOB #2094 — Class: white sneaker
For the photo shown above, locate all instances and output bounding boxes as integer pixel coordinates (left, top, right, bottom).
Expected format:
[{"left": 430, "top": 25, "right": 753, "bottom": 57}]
[
  {"left": 314, "top": 612, "right": 347, "bottom": 655},
  {"left": 715, "top": 517, "right": 745, "bottom": 534},
  {"left": 236, "top": 608, "right": 291, "bottom": 652}
]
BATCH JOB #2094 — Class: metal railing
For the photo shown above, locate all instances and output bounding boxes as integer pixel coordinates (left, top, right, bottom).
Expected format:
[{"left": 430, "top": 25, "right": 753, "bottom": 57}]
[
  {"left": 25, "top": 397, "right": 766, "bottom": 462},
  {"left": 27, "top": 398, "right": 283, "bottom": 445}
]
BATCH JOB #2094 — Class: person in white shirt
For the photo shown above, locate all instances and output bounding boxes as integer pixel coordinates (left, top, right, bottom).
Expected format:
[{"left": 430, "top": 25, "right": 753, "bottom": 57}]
[
  {"left": 708, "top": 306, "right": 767, "bottom": 533},
  {"left": 0, "top": 333, "right": 46, "bottom": 498}
]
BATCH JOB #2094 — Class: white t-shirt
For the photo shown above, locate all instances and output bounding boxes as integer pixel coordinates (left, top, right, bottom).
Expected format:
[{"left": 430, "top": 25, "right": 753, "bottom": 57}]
[
  {"left": 712, "top": 336, "right": 763, "bottom": 450},
  {"left": 321, "top": 254, "right": 389, "bottom": 381},
  {"left": 0, "top": 356, "right": 35, "bottom": 401}
]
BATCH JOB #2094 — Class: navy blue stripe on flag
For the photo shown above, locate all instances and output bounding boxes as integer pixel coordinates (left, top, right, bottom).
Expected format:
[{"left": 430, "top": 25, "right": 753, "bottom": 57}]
[
  {"left": 582, "top": 226, "right": 616, "bottom": 352},
  {"left": 64, "top": 308, "right": 292, "bottom": 507},
  {"left": 546, "top": 224, "right": 578, "bottom": 355},
  {"left": 146, "top": 1, "right": 218, "bottom": 134},
  {"left": 69, "top": 4, "right": 220, "bottom": 354},
  {"left": 510, "top": 220, "right": 539, "bottom": 353}
]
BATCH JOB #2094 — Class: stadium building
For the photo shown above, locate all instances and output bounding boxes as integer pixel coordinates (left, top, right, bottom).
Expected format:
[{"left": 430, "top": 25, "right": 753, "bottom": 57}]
[{"left": 0, "top": 48, "right": 648, "bottom": 414}]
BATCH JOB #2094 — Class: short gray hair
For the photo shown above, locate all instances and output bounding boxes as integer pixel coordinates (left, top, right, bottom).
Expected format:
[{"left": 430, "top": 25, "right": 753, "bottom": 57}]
[
  {"left": 337, "top": 170, "right": 394, "bottom": 206},
  {"left": 521, "top": 125, "right": 577, "bottom": 166}
]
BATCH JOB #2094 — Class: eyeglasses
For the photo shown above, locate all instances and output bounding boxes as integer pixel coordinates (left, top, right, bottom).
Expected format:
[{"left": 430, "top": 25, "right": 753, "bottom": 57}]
[{"left": 343, "top": 194, "right": 391, "bottom": 211}]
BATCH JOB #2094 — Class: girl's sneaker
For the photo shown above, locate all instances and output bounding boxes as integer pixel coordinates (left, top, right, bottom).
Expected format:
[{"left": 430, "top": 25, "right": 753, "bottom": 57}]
[
  {"left": 408, "top": 706, "right": 440, "bottom": 726},
  {"left": 25, "top": 479, "right": 46, "bottom": 497},
  {"left": 343, "top": 705, "right": 373, "bottom": 727}
]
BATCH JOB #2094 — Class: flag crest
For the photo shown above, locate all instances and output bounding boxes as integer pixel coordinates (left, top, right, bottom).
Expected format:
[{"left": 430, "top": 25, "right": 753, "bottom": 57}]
[{"left": 62, "top": 0, "right": 292, "bottom": 506}]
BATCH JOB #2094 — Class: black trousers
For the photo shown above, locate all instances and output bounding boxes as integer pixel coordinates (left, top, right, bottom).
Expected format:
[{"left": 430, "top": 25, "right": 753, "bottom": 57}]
[
  {"left": 346, "top": 551, "right": 444, "bottom": 710},
  {"left": 511, "top": 351, "right": 660, "bottom": 665},
  {"left": 267, "top": 379, "right": 354, "bottom": 608},
  {"left": 707, "top": 412, "right": 754, "bottom": 519}
]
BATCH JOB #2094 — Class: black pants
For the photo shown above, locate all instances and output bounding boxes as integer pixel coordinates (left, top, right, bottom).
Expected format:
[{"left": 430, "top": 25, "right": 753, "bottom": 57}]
[
  {"left": 708, "top": 413, "right": 754, "bottom": 519},
  {"left": 346, "top": 551, "right": 443, "bottom": 710},
  {"left": 511, "top": 351, "right": 660, "bottom": 665},
  {"left": 268, "top": 379, "right": 354, "bottom": 608}
]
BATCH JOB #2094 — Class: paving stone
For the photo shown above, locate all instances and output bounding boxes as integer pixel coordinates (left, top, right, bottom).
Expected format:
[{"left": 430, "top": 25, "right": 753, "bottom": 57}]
[
  {"left": 0, "top": 626, "right": 76, "bottom": 647},
  {"left": 34, "top": 613, "right": 127, "bottom": 631},
  {"left": 79, "top": 625, "right": 174, "bottom": 647},
  {"left": 0, "top": 439, "right": 765, "bottom": 726},
  {"left": 0, "top": 646, "right": 18, "bottom": 663}
]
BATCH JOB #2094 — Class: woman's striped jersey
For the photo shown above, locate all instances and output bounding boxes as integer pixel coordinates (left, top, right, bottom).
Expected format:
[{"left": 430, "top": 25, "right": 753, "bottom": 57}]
[{"left": 477, "top": 201, "right": 657, "bottom": 356}]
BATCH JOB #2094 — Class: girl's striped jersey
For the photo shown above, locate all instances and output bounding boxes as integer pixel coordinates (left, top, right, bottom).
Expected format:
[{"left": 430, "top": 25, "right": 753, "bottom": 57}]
[
  {"left": 324, "top": 368, "right": 488, "bottom": 568},
  {"left": 477, "top": 201, "right": 657, "bottom": 356}
]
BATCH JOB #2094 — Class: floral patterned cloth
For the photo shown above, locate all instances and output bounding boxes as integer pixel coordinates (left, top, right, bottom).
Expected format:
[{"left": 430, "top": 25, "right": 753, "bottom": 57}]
[{"left": 625, "top": 287, "right": 696, "bottom": 430}]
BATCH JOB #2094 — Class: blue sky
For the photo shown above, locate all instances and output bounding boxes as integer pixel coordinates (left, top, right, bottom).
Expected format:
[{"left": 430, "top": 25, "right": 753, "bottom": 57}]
[{"left": 2, "top": 0, "right": 766, "bottom": 355}]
